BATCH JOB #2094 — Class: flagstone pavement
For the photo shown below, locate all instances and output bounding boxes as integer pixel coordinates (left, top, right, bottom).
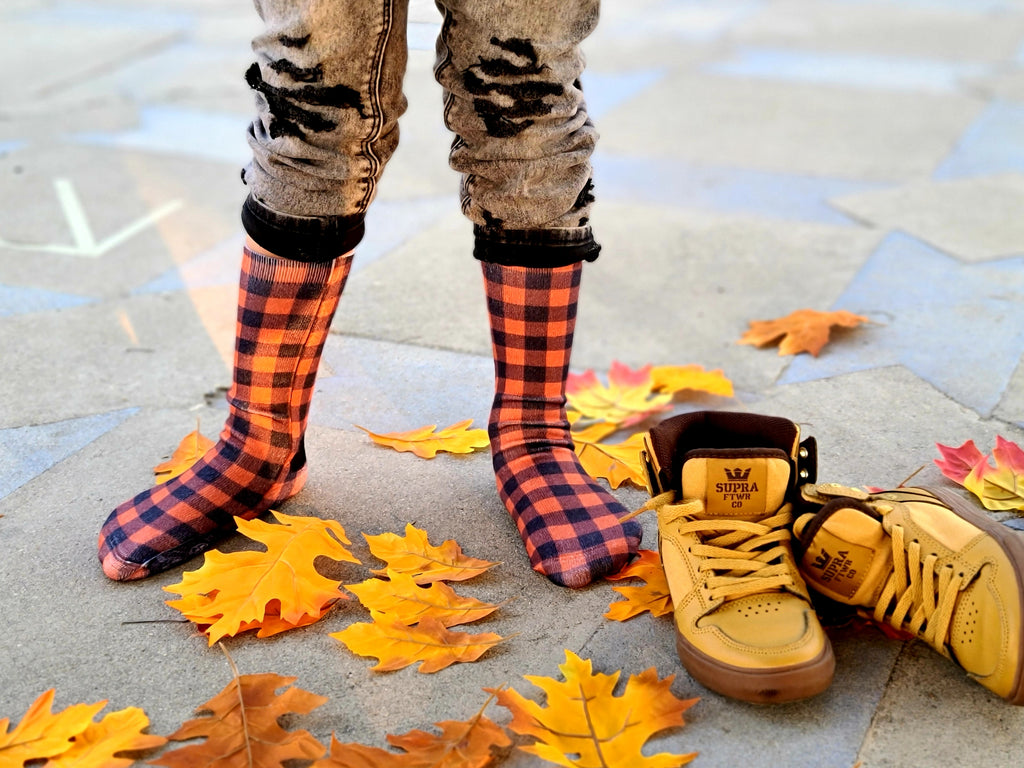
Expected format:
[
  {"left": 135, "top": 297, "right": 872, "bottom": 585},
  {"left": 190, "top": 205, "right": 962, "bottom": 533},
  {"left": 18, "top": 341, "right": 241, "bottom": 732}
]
[{"left": 2, "top": 0, "right": 1024, "bottom": 765}]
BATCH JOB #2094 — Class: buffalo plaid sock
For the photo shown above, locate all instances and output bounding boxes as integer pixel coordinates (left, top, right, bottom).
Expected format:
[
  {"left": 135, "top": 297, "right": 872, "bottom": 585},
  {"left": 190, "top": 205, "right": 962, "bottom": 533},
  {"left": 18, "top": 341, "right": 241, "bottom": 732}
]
[
  {"left": 483, "top": 261, "right": 642, "bottom": 588},
  {"left": 98, "top": 247, "right": 351, "bottom": 581}
]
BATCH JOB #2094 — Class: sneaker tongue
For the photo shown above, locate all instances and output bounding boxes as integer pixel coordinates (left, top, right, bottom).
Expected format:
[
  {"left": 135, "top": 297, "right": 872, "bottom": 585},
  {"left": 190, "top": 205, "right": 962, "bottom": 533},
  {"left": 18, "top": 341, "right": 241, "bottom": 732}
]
[
  {"left": 794, "top": 503, "right": 893, "bottom": 605},
  {"left": 680, "top": 449, "right": 792, "bottom": 522}
]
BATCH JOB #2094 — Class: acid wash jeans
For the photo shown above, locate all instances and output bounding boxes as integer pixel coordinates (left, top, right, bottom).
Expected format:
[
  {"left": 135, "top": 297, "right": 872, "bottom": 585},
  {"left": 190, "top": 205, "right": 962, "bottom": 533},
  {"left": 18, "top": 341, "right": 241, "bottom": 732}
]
[{"left": 241, "top": 0, "right": 601, "bottom": 267}]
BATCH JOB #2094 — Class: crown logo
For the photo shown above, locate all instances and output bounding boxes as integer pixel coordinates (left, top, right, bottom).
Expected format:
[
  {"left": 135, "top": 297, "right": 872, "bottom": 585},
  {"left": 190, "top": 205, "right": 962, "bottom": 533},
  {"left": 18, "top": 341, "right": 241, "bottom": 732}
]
[
  {"left": 724, "top": 467, "right": 751, "bottom": 481},
  {"left": 811, "top": 550, "right": 830, "bottom": 570}
]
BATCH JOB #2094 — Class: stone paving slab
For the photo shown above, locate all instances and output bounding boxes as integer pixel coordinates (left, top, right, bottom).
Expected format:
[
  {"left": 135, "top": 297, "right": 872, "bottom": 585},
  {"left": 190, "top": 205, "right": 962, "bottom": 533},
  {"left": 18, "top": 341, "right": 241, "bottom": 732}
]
[{"left": 3, "top": 0, "right": 1024, "bottom": 765}]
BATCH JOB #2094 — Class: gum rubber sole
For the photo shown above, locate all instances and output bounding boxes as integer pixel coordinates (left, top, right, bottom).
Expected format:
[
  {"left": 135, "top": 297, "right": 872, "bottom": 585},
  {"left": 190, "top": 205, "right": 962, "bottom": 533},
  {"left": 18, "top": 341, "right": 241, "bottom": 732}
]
[{"left": 675, "top": 630, "right": 835, "bottom": 704}]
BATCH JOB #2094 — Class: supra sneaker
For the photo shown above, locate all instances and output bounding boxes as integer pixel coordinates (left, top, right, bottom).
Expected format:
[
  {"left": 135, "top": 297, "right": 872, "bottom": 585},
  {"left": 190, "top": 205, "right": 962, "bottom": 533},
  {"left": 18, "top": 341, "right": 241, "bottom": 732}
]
[
  {"left": 794, "top": 483, "right": 1024, "bottom": 704},
  {"left": 642, "top": 411, "right": 834, "bottom": 703}
]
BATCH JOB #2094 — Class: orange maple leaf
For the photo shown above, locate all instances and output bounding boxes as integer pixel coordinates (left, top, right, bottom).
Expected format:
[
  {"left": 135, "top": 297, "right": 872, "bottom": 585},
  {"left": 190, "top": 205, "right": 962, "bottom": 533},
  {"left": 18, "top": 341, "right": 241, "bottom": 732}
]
[
  {"left": 153, "top": 430, "right": 214, "bottom": 483},
  {"left": 311, "top": 694, "right": 511, "bottom": 767},
  {"left": 356, "top": 420, "right": 489, "bottom": 459},
  {"left": 164, "top": 511, "right": 359, "bottom": 644},
  {"left": 572, "top": 423, "right": 650, "bottom": 490},
  {"left": 151, "top": 673, "right": 327, "bottom": 768},
  {"left": 365, "top": 523, "right": 499, "bottom": 584},
  {"left": 738, "top": 308, "right": 870, "bottom": 356},
  {"left": 566, "top": 361, "right": 672, "bottom": 428},
  {"left": 605, "top": 549, "right": 674, "bottom": 621},
  {"left": 331, "top": 615, "right": 508, "bottom": 674},
  {"left": 0, "top": 691, "right": 105, "bottom": 766},
  {"left": 346, "top": 570, "right": 502, "bottom": 628},
  {"left": 936, "top": 437, "right": 1024, "bottom": 511},
  {"left": 491, "top": 650, "right": 697, "bottom": 767},
  {"left": 650, "top": 365, "right": 734, "bottom": 398},
  {"left": 45, "top": 707, "right": 167, "bottom": 768}
]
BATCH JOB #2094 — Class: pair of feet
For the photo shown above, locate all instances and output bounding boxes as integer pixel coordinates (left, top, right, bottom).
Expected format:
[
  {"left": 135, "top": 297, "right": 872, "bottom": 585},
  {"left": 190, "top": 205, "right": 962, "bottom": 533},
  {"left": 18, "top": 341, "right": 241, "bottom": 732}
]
[{"left": 98, "top": 250, "right": 641, "bottom": 588}]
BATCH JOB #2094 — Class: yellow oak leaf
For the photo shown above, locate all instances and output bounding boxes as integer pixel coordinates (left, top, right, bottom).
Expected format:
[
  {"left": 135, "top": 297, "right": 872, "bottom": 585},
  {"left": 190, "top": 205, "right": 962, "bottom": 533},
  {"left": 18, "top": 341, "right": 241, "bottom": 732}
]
[
  {"left": 174, "top": 592, "right": 341, "bottom": 639},
  {"left": 650, "top": 365, "right": 734, "bottom": 398},
  {"left": 572, "top": 424, "right": 649, "bottom": 490},
  {"left": 331, "top": 615, "right": 507, "bottom": 674},
  {"left": 153, "top": 430, "right": 215, "bottom": 483},
  {"left": 311, "top": 695, "right": 511, "bottom": 767},
  {"left": 44, "top": 707, "right": 166, "bottom": 768},
  {"left": 0, "top": 690, "right": 105, "bottom": 766},
  {"left": 566, "top": 361, "right": 672, "bottom": 428},
  {"left": 164, "top": 511, "right": 359, "bottom": 644},
  {"left": 151, "top": 673, "right": 326, "bottom": 768},
  {"left": 738, "top": 308, "right": 869, "bottom": 356},
  {"left": 347, "top": 570, "right": 502, "bottom": 627},
  {"left": 356, "top": 420, "right": 489, "bottom": 459},
  {"left": 365, "top": 523, "right": 498, "bottom": 584},
  {"left": 604, "top": 549, "right": 674, "bottom": 621},
  {"left": 492, "top": 650, "right": 697, "bottom": 768}
]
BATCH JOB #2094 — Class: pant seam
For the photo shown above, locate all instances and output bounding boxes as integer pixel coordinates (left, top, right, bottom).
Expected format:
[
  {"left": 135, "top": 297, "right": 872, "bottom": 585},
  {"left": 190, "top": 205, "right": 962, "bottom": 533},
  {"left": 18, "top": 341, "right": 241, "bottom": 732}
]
[{"left": 359, "top": 0, "right": 396, "bottom": 211}]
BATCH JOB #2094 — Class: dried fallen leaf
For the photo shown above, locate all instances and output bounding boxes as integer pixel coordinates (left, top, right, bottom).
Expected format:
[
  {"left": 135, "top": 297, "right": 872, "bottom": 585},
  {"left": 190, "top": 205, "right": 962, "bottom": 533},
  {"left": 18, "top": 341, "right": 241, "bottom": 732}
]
[
  {"left": 356, "top": 420, "right": 489, "bottom": 459},
  {"left": 605, "top": 549, "right": 673, "bottom": 621},
  {"left": 650, "top": 365, "right": 734, "bottom": 398},
  {"left": 45, "top": 707, "right": 166, "bottom": 768},
  {"left": 365, "top": 524, "right": 498, "bottom": 584},
  {"left": 164, "top": 511, "right": 359, "bottom": 644},
  {"left": 0, "top": 691, "right": 105, "bottom": 766},
  {"left": 153, "top": 430, "right": 214, "bottom": 483},
  {"left": 738, "top": 308, "right": 869, "bottom": 357},
  {"left": 347, "top": 570, "right": 502, "bottom": 628},
  {"left": 572, "top": 424, "right": 649, "bottom": 490},
  {"left": 936, "top": 436, "right": 1024, "bottom": 511},
  {"left": 332, "top": 615, "right": 508, "bottom": 674},
  {"left": 491, "top": 650, "right": 697, "bottom": 768},
  {"left": 151, "top": 673, "right": 326, "bottom": 768},
  {"left": 311, "top": 694, "right": 511, "bottom": 768},
  {"left": 566, "top": 362, "right": 672, "bottom": 428}
]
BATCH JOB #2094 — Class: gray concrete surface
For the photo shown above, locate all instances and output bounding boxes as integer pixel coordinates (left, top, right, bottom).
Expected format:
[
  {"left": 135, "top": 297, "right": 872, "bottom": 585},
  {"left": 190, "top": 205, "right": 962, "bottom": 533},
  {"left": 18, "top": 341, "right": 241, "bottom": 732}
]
[{"left": 2, "top": 1, "right": 1024, "bottom": 766}]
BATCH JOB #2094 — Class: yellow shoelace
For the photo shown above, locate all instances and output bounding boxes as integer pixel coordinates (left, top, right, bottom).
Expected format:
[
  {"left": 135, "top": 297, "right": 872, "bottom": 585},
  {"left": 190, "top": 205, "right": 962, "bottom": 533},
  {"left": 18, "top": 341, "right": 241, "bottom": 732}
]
[
  {"left": 872, "top": 522, "right": 963, "bottom": 653},
  {"left": 626, "top": 492, "right": 797, "bottom": 602}
]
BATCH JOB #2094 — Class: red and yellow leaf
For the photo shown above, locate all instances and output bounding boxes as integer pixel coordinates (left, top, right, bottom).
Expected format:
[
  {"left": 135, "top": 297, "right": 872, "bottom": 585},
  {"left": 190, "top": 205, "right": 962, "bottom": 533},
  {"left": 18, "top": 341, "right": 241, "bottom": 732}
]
[
  {"left": 164, "top": 511, "right": 359, "bottom": 644},
  {"left": 346, "top": 570, "right": 502, "bottom": 627},
  {"left": 152, "top": 673, "right": 326, "bottom": 768},
  {"left": 935, "top": 439, "right": 988, "bottom": 485},
  {"left": 0, "top": 691, "right": 105, "bottom": 766},
  {"left": 960, "top": 437, "right": 1024, "bottom": 511},
  {"left": 605, "top": 549, "right": 674, "bottom": 621},
  {"left": 572, "top": 426, "right": 649, "bottom": 490},
  {"left": 650, "top": 365, "right": 734, "bottom": 398},
  {"left": 566, "top": 362, "right": 672, "bottom": 428},
  {"left": 153, "top": 430, "right": 214, "bottom": 483},
  {"left": 365, "top": 524, "right": 498, "bottom": 584},
  {"left": 45, "top": 707, "right": 166, "bottom": 768},
  {"left": 331, "top": 616, "right": 507, "bottom": 674},
  {"left": 356, "top": 420, "right": 489, "bottom": 459},
  {"left": 738, "top": 309, "right": 869, "bottom": 356},
  {"left": 491, "top": 650, "right": 697, "bottom": 768}
]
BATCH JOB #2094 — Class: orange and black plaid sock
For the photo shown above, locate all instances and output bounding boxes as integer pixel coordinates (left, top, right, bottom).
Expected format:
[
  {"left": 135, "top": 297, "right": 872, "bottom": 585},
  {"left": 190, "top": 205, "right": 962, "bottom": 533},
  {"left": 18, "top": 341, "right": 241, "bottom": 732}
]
[
  {"left": 483, "top": 261, "right": 642, "bottom": 588},
  {"left": 98, "top": 247, "right": 350, "bottom": 581}
]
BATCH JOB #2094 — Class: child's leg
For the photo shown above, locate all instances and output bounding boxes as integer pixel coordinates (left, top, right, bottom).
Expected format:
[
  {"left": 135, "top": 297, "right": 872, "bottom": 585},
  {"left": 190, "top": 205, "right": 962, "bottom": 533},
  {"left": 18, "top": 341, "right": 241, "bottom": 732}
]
[
  {"left": 434, "top": 0, "right": 642, "bottom": 587},
  {"left": 98, "top": 0, "right": 410, "bottom": 580}
]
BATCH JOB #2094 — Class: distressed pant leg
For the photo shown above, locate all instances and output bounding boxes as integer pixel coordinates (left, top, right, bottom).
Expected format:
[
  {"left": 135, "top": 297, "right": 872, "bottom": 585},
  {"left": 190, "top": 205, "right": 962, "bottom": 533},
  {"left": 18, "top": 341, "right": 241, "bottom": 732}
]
[
  {"left": 433, "top": 0, "right": 600, "bottom": 266},
  {"left": 243, "top": 0, "right": 409, "bottom": 260}
]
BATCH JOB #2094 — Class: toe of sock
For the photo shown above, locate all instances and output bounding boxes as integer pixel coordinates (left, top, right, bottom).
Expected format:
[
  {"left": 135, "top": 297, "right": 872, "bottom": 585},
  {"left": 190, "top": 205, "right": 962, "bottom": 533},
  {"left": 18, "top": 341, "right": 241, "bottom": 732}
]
[{"left": 100, "top": 548, "right": 149, "bottom": 582}]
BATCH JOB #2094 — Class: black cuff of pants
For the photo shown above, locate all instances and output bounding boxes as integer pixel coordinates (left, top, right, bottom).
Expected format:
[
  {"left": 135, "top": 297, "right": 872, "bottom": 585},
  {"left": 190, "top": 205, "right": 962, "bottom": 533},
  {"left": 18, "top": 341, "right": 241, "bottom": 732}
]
[
  {"left": 241, "top": 194, "right": 365, "bottom": 263},
  {"left": 472, "top": 226, "right": 601, "bottom": 268}
]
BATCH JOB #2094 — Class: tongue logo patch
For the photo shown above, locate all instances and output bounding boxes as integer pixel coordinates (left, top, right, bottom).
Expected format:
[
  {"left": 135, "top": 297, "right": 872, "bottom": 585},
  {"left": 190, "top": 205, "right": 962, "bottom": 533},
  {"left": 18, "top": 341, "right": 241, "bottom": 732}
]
[
  {"left": 809, "top": 548, "right": 857, "bottom": 585},
  {"left": 715, "top": 467, "right": 759, "bottom": 506}
]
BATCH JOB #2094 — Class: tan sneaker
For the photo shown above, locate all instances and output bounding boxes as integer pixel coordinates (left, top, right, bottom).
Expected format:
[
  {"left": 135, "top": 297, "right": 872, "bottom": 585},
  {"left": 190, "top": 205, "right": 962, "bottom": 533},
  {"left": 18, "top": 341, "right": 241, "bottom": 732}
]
[
  {"left": 643, "top": 411, "right": 834, "bottom": 703},
  {"left": 794, "top": 484, "right": 1024, "bottom": 704}
]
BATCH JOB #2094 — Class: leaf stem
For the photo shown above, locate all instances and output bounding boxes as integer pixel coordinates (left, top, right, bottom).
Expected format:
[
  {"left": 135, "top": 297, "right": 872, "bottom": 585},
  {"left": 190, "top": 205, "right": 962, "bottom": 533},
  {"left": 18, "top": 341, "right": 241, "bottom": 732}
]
[{"left": 219, "top": 643, "right": 254, "bottom": 768}]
